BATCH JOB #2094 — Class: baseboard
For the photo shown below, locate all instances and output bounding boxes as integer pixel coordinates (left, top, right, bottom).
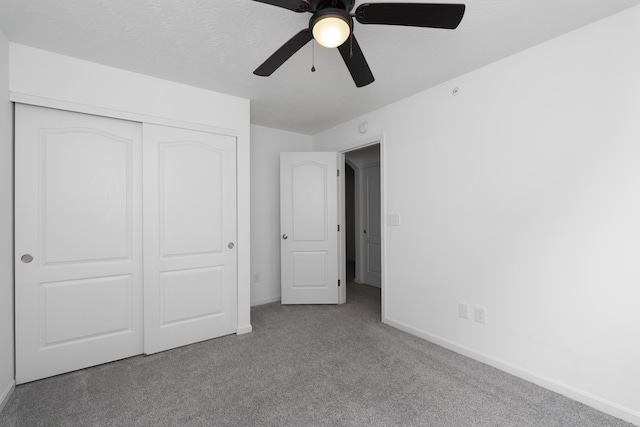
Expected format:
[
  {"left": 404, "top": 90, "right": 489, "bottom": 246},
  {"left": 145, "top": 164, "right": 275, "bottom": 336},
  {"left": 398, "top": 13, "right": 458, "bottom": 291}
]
[
  {"left": 384, "top": 317, "right": 640, "bottom": 426},
  {"left": 250, "top": 296, "right": 280, "bottom": 307},
  {"left": 236, "top": 324, "right": 253, "bottom": 335},
  {"left": 0, "top": 380, "right": 15, "bottom": 414}
]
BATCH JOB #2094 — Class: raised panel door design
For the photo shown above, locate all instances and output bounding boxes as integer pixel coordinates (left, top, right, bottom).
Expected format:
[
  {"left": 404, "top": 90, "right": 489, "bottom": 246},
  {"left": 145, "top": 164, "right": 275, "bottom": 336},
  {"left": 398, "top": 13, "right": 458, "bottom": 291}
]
[
  {"left": 41, "top": 129, "right": 131, "bottom": 264},
  {"left": 160, "top": 142, "right": 223, "bottom": 257},
  {"left": 291, "top": 252, "right": 328, "bottom": 288},
  {"left": 160, "top": 267, "right": 224, "bottom": 325},
  {"left": 367, "top": 244, "right": 382, "bottom": 275},
  {"left": 366, "top": 171, "right": 381, "bottom": 239},
  {"left": 39, "top": 275, "right": 133, "bottom": 346},
  {"left": 15, "top": 104, "right": 143, "bottom": 384},
  {"left": 280, "top": 152, "right": 338, "bottom": 304},
  {"left": 143, "top": 123, "right": 237, "bottom": 355},
  {"left": 292, "top": 163, "right": 328, "bottom": 242}
]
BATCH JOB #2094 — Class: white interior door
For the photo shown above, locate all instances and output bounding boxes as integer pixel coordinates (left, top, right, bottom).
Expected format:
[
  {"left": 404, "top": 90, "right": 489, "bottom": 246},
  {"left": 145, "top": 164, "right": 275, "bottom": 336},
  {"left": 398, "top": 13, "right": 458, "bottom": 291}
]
[
  {"left": 280, "top": 152, "right": 338, "bottom": 304},
  {"left": 15, "top": 104, "right": 143, "bottom": 384},
  {"left": 143, "top": 123, "right": 237, "bottom": 354},
  {"left": 360, "top": 164, "right": 381, "bottom": 287}
]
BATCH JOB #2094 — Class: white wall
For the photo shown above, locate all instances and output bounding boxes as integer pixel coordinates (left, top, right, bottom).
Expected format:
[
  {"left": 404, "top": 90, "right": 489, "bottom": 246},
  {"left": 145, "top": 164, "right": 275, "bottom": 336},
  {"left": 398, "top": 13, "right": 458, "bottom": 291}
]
[
  {"left": 9, "top": 43, "right": 253, "bottom": 334},
  {"left": 313, "top": 6, "right": 640, "bottom": 425},
  {"left": 250, "top": 125, "right": 312, "bottom": 306},
  {"left": 0, "top": 28, "right": 14, "bottom": 412}
]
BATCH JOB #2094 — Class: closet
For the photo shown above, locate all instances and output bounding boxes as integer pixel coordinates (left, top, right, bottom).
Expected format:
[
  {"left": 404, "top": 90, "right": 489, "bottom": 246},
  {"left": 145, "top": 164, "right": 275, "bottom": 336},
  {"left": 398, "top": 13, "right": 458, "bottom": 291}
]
[{"left": 15, "top": 104, "right": 238, "bottom": 384}]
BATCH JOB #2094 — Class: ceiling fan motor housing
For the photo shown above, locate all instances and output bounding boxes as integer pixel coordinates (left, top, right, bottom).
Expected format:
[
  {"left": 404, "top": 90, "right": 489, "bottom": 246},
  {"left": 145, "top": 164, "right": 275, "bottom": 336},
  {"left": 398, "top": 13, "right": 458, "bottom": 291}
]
[
  {"left": 309, "top": 8, "right": 353, "bottom": 32},
  {"left": 306, "top": 0, "right": 356, "bottom": 13}
]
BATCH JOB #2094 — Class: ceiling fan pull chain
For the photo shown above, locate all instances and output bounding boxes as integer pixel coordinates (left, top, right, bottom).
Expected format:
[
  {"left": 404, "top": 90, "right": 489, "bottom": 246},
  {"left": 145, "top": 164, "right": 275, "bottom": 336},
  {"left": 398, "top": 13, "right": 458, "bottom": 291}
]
[{"left": 311, "top": 40, "right": 316, "bottom": 72}]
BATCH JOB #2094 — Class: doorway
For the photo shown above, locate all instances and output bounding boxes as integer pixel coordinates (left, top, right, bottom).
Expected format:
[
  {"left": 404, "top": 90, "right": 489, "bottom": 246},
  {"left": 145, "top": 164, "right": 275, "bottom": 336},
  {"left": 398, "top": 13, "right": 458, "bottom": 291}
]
[
  {"left": 343, "top": 143, "right": 382, "bottom": 303},
  {"left": 278, "top": 139, "right": 384, "bottom": 315}
]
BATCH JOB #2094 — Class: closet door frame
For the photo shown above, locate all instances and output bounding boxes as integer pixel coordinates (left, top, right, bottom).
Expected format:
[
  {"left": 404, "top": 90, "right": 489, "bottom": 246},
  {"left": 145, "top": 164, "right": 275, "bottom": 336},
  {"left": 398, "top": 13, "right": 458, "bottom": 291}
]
[{"left": 13, "top": 98, "right": 248, "bottom": 381}]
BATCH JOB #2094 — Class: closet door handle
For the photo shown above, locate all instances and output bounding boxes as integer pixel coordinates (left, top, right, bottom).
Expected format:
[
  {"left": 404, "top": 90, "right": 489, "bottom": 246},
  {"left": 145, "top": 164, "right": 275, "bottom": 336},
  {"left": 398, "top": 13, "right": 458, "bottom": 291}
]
[
  {"left": 21, "top": 254, "right": 33, "bottom": 263},
  {"left": 282, "top": 234, "right": 288, "bottom": 240}
]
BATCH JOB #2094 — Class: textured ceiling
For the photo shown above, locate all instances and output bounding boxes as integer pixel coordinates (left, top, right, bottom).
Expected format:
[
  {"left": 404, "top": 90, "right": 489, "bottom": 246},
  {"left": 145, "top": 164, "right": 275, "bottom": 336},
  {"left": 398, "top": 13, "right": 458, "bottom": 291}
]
[{"left": 0, "top": 0, "right": 638, "bottom": 135}]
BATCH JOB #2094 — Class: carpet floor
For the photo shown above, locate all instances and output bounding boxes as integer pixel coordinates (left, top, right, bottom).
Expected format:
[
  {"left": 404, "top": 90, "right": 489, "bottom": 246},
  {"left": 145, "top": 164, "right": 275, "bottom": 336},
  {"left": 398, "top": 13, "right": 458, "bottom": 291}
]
[{"left": 0, "top": 282, "right": 632, "bottom": 426}]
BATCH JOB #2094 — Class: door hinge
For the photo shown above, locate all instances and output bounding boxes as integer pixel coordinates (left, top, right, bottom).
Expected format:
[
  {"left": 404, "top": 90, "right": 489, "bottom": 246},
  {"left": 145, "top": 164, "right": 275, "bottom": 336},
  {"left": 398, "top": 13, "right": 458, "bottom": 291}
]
[
  {"left": 338, "top": 280, "right": 341, "bottom": 287},
  {"left": 337, "top": 169, "right": 340, "bottom": 176},
  {"left": 337, "top": 224, "right": 340, "bottom": 232}
]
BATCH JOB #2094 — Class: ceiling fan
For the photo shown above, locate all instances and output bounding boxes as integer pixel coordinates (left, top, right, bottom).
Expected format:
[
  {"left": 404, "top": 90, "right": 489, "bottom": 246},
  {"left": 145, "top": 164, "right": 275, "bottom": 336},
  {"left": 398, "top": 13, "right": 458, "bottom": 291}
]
[{"left": 252, "top": 0, "right": 466, "bottom": 87}]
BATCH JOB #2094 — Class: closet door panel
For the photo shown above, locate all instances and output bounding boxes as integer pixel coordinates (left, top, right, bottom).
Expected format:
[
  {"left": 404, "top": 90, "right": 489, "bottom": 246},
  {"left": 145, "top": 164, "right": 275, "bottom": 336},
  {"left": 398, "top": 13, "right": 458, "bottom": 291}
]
[
  {"left": 143, "top": 123, "right": 237, "bottom": 355},
  {"left": 15, "top": 104, "right": 143, "bottom": 384}
]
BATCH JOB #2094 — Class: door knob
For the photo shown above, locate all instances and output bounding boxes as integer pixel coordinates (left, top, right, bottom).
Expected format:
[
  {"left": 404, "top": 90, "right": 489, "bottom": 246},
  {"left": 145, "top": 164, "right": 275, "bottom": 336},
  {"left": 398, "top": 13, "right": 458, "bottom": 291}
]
[
  {"left": 21, "top": 254, "right": 33, "bottom": 263},
  {"left": 228, "top": 242, "right": 235, "bottom": 249},
  {"left": 364, "top": 229, "right": 367, "bottom": 234},
  {"left": 282, "top": 234, "right": 288, "bottom": 240}
]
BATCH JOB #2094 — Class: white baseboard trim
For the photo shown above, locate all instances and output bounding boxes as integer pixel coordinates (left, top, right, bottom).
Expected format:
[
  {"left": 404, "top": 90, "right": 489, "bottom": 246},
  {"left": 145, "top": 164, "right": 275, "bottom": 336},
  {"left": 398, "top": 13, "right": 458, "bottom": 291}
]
[
  {"left": 384, "top": 317, "right": 640, "bottom": 426},
  {"left": 0, "top": 380, "right": 15, "bottom": 414},
  {"left": 236, "top": 324, "right": 253, "bottom": 335},
  {"left": 250, "top": 296, "right": 281, "bottom": 307}
]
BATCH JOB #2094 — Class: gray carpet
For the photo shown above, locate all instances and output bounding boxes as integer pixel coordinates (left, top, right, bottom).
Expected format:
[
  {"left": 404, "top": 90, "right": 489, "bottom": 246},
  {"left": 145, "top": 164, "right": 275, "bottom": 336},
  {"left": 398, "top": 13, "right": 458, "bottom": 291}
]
[{"left": 0, "top": 282, "right": 632, "bottom": 427}]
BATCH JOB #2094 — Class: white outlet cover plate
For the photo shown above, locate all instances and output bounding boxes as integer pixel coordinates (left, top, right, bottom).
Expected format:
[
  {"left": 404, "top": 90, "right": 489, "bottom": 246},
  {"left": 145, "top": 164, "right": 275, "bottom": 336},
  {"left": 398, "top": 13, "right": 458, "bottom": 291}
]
[{"left": 458, "top": 302, "right": 469, "bottom": 319}]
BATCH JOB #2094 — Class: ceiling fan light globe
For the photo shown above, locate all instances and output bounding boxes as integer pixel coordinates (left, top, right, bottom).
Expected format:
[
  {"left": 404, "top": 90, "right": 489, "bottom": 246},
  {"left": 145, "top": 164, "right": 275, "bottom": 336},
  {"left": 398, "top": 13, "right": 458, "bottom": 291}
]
[{"left": 312, "top": 14, "right": 351, "bottom": 48}]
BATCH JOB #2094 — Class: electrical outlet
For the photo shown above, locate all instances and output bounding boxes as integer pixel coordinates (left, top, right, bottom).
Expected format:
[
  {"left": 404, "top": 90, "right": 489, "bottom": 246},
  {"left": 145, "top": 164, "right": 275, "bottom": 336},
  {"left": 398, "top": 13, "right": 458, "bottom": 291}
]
[
  {"left": 253, "top": 273, "right": 260, "bottom": 283},
  {"left": 458, "top": 302, "right": 469, "bottom": 319},
  {"left": 474, "top": 306, "right": 486, "bottom": 324}
]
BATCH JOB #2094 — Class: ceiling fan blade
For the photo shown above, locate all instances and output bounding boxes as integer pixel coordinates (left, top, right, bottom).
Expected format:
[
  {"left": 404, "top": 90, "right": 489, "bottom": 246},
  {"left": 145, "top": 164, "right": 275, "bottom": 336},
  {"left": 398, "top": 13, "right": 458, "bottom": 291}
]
[
  {"left": 254, "top": 29, "right": 313, "bottom": 76},
  {"left": 251, "top": 0, "right": 309, "bottom": 12},
  {"left": 355, "top": 3, "right": 465, "bottom": 29},
  {"left": 337, "top": 35, "right": 375, "bottom": 88}
]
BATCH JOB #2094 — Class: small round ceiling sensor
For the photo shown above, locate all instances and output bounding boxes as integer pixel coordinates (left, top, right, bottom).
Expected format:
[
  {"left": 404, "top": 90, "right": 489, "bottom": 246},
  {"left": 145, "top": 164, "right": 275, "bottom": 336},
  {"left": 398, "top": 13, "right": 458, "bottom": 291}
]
[{"left": 359, "top": 121, "right": 368, "bottom": 134}]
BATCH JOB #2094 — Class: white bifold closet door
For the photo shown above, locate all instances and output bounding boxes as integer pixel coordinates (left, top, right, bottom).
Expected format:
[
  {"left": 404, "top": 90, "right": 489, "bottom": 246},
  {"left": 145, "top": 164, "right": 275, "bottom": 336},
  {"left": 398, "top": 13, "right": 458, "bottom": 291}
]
[
  {"left": 15, "top": 105, "right": 238, "bottom": 383},
  {"left": 15, "top": 104, "right": 144, "bottom": 384}
]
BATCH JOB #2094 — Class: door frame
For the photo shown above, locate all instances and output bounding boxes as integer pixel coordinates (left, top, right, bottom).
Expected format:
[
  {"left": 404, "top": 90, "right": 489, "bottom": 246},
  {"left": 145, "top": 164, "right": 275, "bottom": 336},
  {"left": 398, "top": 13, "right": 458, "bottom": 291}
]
[{"left": 336, "top": 134, "right": 386, "bottom": 323}]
